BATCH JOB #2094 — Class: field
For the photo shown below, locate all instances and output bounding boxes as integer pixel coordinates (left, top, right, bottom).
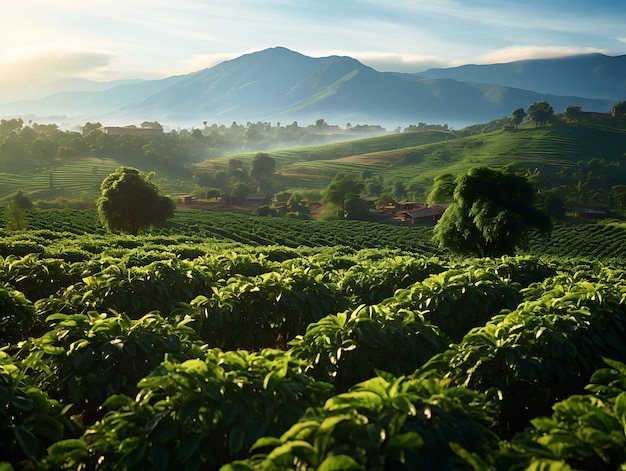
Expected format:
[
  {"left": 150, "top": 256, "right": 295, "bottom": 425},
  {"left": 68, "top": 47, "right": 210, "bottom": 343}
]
[{"left": 2, "top": 208, "right": 626, "bottom": 469}]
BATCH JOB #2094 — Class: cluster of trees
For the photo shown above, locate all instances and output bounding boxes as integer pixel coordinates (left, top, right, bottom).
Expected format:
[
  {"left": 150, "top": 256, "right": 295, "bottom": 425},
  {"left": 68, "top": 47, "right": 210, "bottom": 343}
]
[
  {"left": 0, "top": 118, "right": 387, "bottom": 178},
  {"left": 193, "top": 152, "right": 277, "bottom": 199},
  {"left": 509, "top": 101, "right": 554, "bottom": 128},
  {"left": 512, "top": 99, "right": 626, "bottom": 128}
]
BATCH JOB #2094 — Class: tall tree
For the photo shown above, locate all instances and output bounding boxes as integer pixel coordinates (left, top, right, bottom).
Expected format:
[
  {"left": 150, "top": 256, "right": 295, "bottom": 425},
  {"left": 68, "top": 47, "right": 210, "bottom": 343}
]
[
  {"left": 98, "top": 167, "right": 175, "bottom": 235},
  {"left": 250, "top": 152, "right": 276, "bottom": 191},
  {"left": 321, "top": 173, "right": 367, "bottom": 220},
  {"left": 563, "top": 105, "right": 582, "bottom": 123},
  {"left": 433, "top": 166, "right": 551, "bottom": 257},
  {"left": 527, "top": 101, "right": 554, "bottom": 127},
  {"left": 511, "top": 108, "right": 526, "bottom": 127},
  {"left": 427, "top": 173, "right": 456, "bottom": 205}
]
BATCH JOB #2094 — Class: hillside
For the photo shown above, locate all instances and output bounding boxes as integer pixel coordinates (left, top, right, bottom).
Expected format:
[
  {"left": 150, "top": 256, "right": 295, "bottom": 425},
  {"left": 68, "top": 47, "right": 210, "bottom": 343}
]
[
  {"left": 2, "top": 117, "right": 625, "bottom": 205},
  {"left": 194, "top": 117, "right": 626, "bottom": 196}
]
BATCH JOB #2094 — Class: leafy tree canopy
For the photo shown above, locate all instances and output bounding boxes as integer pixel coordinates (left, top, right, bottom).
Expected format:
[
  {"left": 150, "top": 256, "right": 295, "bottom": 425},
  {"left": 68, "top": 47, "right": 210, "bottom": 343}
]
[
  {"left": 433, "top": 166, "right": 551, "bottom": 257},
  {"left": 321, "top": 173, "right": 367, "bottom": 220},
  {"left": 527, "top": 101, "right": 554, "bottom": 127},
  {"left": 427, "top": 173, "right": 456, "bottom": 205},
  {"left": 250, "top": 152, "right": 276, "bottom": 182},
  {"left": 511, "top": 108, "right": 526, "bottom": 126},
  {"left": 563, "top": 105, "right": 582, "bottom": 122},
  {"left": 613, "top": 100, "right": 626, "bottom": 116},
  {"left": 97, "top": 167, "right": 175, "bottom": 235}
]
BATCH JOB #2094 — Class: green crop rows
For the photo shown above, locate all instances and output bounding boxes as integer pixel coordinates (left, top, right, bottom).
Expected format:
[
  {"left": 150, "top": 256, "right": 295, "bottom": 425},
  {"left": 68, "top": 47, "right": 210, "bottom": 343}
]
[{"left": 2, "top": 209, "right": 626, "bottom": 469}]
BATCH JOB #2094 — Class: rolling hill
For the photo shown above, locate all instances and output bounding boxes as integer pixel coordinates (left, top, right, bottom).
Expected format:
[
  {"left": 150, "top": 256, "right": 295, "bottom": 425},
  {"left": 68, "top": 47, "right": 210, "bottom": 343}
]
[{"left": 195, "top": 116, "right": 626, "bottom": 196}]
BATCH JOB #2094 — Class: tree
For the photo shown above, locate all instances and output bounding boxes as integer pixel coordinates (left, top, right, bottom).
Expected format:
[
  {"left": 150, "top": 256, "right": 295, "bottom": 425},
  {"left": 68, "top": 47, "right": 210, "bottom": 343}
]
[
  {"left": 433, "top": 166, "right": 551, "bottom": 257},
  {"left": 563, "top": 105, "right": 582, "bottom": 123},
  {"left": 98, "top": 167, "right": 175, "bottom": 235},
  {"left": 321, "top": 173, "right": 367, "bottom": 220},
  {"left": 250, "top": 152, "right": 276, "bottom": 190},
  {"left": 613, "top": 101, "right": 626, "bottom": 117},
  {"left": 427, "top": 173, "right": 456, "bottom": 205},
  {"left": 511, "top": 108, "right": 526, "bottom": 127},
  {"left": 4, "top": 200, "right": 27, "bottom": 231},
  {"left": 527, "top": 101, "right": 554, "bottom": 127}
]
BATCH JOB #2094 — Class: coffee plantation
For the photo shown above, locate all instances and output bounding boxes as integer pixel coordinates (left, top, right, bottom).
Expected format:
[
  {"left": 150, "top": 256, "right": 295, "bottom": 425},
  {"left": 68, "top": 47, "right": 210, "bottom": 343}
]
[{"left": 1, "top": 209, "right": 626, "bottom": 469}]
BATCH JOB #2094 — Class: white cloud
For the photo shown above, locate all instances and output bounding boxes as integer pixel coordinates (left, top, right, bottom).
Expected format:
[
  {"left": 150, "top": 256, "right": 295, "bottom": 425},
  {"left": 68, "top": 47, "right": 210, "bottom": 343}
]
[
  {"left": 344, "top": 52, "right": 448, "bottom": 73},
  {"left": 473, "top": 45, "right": 612, "bottom": 64},
  {"left": 618, "top": 38, "right": 626, "bottom": 44},
  {"left": 0, "top": 50, "right": 116, "bottom": 82}
]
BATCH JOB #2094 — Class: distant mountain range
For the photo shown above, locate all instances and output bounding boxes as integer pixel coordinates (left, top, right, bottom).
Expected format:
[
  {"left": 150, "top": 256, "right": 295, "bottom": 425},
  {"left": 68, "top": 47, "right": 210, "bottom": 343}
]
[{"left": 1, "top": 47, "right": 622, "bottom": 128}]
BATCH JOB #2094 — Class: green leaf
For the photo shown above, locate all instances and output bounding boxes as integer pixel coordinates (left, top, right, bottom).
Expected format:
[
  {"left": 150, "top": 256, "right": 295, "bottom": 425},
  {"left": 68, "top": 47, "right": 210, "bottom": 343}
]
[
  {"left": 218, "top": 463, "right": 256, "bottom": 471},
  {"left": 614, "top": 392, "right": 626, "bottom": 433},
  {"left": 317, "top": 454, "right": 365, "bottom": 471},
  {"left": 228, "top": 422, "right": 247, "bottom": 456},
  {"left": 250, "top": 436, "right": 283, "bottom": 452},
  {"left": 525, "top": 459, "right": 573, "bottom": 471},
  {"left": 12, "top": 426, "right": 40, "bottom": 460},
  {"left": 265, "top": 440, "right": 316, "bottom": 467},
  {"left": 388, "top": 431, "right": 424, "bottom": 450},
  {"left": 326, "top": 391, "right": 384, "bottom": 412}
]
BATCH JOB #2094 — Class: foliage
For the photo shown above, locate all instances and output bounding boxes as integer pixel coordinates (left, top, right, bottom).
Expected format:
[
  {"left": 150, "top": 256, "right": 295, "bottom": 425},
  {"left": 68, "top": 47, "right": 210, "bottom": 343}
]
[
  {"left": 511, "top": 108, "right": 526, "bottom": 127},
  {"left": 3, "top": 200, "right": 28, "bottom": 231},
  {"left": 250, "top": 152, "right": 276, "bottom": 188},
  {"left": 338, "top": 255, "right": 444, "bottom": 305},
  {"left": 613, "top": 100, "right": 626, "bottom": 116},
  {"left": 426, "top": 173, "right": 456, "bottom": 205},
  {"left": 321, "top": 173, "right": 367, "bottom": 220},
  {"left": 289, "top": 305, "right": 448, "bottom": 392},
  {"left": 184, "top": 269, "right": 348, "bottom": 351},
  {"left": 2, "top": 210, "right": 626, "bottom": 468},
  {"left": 98, "top": 167, "right": 175, "bottom": 235},
  {"left": 493, "top": 358, "right": 626, "bottom": 470},
  {"left": 384, "top": 268, "right": 522, "bottom": 342},
  {"left": 227, "top": 374, "right": 497, "bottom": 471},
  {"left": 0, "top": 351, "right": 81, "bottom": 467},
  {"left": 0, "top": 283, "right": 36, "bottom": 346},
  {"left": 527, "top": 101, "right": 554, "bottom": 127},
  {"left": 563, "top": 105, "right": 582, "bottom": 123},
  {"left": 434, "top": 166, "right": 552, "bottom": 257},
  {"left": 419, "top": 275, "right": 626, "bottom": 436},
  {"left": 42, "top": 350, "right": 333, "bottom": 471},
  {"left": 17, "top": 311, "right": 204, "bottom": 425}
]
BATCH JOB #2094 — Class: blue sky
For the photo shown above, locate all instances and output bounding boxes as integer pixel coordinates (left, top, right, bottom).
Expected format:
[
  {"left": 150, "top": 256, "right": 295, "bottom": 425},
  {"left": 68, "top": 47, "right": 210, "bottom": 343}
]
[{"left": 1, "top": 0, "right": 625, "bottom": 87}]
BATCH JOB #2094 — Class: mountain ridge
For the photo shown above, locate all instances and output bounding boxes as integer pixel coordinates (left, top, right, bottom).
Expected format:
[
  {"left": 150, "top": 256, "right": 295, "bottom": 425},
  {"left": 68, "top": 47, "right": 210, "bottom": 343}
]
[{"left": 0, "top": 47, "right": 619, "bottom": 128}]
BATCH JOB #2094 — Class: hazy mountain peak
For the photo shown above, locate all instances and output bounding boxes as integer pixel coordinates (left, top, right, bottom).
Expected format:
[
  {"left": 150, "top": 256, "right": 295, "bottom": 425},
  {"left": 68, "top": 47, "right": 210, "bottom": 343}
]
[{"left": 0, "top": 49, "right": 618, "bottom": 128}]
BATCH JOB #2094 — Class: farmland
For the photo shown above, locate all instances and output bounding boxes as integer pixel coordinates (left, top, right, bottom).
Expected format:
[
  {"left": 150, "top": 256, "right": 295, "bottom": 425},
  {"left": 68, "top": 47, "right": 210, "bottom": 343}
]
[{"left": 2, "top": 208, "right": 626, "bottom": 469}]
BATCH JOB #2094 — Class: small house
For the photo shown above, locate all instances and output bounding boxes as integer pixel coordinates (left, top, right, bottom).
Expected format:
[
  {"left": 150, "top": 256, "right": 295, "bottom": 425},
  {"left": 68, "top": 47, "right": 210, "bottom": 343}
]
[{"left": 403, "top": 206, "right": 446, "bottom": 224}]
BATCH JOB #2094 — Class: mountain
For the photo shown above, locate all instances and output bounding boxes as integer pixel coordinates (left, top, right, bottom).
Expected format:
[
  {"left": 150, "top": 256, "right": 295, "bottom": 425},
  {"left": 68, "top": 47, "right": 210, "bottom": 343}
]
[
  {"left": 418, "top": 53, "right": 626, "bottom": 101},
  {"left": 0, "top": 47, "right": 617, "bottom": 127},
  {"left": 0, "top": 76, "right": 186, "bottom": 119}
]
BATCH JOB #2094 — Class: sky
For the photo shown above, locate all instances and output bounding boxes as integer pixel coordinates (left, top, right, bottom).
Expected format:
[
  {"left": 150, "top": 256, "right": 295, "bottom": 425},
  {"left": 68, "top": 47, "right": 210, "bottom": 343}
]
[{"left": 1, "top": 0, "right": 625, "bottom": 93}]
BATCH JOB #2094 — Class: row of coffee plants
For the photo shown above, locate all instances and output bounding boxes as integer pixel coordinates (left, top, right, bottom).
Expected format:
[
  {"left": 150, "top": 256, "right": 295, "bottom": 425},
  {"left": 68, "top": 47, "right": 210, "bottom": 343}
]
[
  {"left": 1, "top": 220, "right": 626, "bottom": 468},
  {"left": 7, "top": 207, "right": 626, "bottom": 261}
]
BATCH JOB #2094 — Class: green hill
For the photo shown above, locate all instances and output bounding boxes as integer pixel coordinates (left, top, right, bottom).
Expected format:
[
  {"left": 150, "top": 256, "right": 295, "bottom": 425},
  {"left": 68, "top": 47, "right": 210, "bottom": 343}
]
[
  {"left": 3, "top": 117, "right": 625, "bottom": 203},
  {"left": 194, "top": 117, "right": 626, "bottom": 196}
]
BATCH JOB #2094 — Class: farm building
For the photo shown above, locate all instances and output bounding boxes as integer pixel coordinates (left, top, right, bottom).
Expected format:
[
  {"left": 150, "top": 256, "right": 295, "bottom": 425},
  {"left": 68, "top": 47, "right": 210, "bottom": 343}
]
[{"left": 402, "top": 205, "right": 447, "bottom": 224}]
